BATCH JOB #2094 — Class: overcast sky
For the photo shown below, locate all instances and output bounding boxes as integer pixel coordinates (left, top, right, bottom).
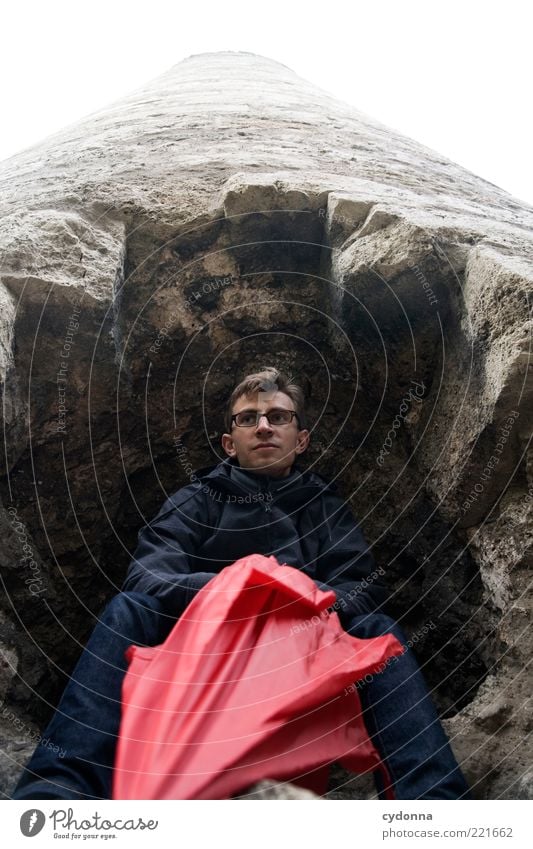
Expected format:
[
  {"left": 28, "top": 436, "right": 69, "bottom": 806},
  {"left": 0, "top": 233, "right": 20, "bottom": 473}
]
[{"left": 2, "top": 0, "right": 531, "bottom": 206}]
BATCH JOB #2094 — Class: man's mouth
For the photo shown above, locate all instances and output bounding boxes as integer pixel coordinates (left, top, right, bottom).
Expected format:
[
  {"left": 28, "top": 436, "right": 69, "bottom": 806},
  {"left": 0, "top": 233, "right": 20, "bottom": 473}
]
[{"left": 253, "top": 443, "right": 278, "bottom": 450}]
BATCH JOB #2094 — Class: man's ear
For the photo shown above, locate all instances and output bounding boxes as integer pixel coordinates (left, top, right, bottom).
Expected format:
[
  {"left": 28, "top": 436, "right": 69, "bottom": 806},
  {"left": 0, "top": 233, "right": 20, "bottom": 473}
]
[
  {"left": 221, "top": 433, "right": 237, "bottom": 458},
  {"left": 295, "top": 429, "right": 310, "bottom": 454}
]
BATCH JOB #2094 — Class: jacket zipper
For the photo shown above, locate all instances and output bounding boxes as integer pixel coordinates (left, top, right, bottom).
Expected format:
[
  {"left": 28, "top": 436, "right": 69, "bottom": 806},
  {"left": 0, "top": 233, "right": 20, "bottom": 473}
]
[{"left": 261, "top": 483, "right": 272, "bottom": 550}]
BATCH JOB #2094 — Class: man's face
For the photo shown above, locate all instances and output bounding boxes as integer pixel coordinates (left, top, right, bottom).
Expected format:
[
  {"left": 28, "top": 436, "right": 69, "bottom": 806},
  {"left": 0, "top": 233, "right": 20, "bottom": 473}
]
[{"left": 221, "top": 391, "right": 310, "bottom": 478}]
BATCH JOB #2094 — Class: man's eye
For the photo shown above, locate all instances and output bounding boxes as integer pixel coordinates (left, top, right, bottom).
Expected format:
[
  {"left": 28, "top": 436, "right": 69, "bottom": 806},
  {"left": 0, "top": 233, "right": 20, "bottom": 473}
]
[
  {"left": 269, "top": 411, "right": 286, "bottom": 424},
  {"left": 239, "top": 413, "right": 256, "bottom": 425}
]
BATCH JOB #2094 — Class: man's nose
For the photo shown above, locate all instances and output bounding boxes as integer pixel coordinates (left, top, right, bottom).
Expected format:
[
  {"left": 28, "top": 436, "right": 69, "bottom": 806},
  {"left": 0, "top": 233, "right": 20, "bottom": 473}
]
[{"left": 255, "top": 414, "right": 273, "bottom": 432}]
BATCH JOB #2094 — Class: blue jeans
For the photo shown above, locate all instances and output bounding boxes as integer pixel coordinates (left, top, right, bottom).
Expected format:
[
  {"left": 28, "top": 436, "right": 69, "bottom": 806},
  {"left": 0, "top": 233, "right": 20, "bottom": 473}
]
[
  {"left": 12, "top": 593, "right": 470, "bottom": 799},
  {"left": 344, "top": 612, "right": 470, "bottom": 799}
]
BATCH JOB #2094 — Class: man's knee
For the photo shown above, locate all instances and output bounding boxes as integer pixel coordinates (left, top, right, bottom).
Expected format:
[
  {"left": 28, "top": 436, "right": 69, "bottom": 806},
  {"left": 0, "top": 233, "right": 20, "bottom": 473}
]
[
  {"left": 98, "top": 592, "right": 171, "bottom": 644},
  {"left": 102, "top": 591, "right": 163, "bottom": 620},
  {"left": 345, "top": 611, "right": 408, "bottom": 645}
]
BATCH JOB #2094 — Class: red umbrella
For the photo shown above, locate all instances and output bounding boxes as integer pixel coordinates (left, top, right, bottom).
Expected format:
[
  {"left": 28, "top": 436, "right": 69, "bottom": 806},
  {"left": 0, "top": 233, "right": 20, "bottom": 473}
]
[{"left": 112, "top": 554, "right": 403, "bottom": 799}]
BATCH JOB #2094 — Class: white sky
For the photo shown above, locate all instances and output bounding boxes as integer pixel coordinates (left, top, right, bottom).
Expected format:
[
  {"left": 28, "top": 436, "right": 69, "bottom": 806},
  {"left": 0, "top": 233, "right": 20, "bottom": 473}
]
[{"left": 1, "top": 0, "right": 532, "bottom": 206}]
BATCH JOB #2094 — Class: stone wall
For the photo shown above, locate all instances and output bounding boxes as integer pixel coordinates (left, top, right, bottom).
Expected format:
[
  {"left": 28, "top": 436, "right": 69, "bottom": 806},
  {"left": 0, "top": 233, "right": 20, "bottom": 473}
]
[{"left": 0, "top": 52, "right": 531, "bottom": 799}]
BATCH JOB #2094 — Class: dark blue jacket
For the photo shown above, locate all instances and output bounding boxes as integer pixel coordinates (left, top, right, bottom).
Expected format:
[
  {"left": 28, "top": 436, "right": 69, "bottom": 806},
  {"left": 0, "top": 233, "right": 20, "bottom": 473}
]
[{"left": 122, "top": 457, "right": 387, "bottom": 622}]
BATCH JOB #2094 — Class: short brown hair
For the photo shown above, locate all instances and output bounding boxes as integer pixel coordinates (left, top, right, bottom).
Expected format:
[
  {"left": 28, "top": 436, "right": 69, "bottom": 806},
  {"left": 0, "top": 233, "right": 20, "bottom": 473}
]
[{"left": 224, "top": 367, "right": 307, "bottom": 431}]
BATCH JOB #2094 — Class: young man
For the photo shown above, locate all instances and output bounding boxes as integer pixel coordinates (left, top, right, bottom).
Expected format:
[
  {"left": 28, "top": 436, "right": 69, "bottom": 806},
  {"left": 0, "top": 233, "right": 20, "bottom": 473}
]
[{"left": 13, "top": 367, "right": 471, "bottom": 800}]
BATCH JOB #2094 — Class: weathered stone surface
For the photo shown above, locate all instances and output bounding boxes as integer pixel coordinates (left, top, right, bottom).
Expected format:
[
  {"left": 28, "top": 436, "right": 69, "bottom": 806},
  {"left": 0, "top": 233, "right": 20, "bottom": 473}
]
[
  {"left": 0, "top": 715, "right": 39, "bottom": 799},
  {"left": 0, "top": 51, "right": 531, "bottom": 799},
  {"left": 235, "top": 778, "right": 320, "bottom": 800}
]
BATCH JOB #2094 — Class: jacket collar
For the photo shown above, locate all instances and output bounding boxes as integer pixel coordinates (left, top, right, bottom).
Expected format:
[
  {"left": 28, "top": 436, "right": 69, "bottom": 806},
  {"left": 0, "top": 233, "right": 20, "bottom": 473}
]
[{"left": 194, "top": 456, "right": 336, "bottom": 503}]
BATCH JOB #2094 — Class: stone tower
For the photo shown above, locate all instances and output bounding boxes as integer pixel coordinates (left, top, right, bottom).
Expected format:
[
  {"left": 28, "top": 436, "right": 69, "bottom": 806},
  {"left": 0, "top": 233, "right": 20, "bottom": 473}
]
[{"left": 0, "top": 51, "right": 531, "bottom": 799}]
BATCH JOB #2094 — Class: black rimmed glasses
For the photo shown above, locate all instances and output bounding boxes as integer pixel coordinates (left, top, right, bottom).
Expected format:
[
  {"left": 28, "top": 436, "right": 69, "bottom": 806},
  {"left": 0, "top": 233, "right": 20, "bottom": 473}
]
[{"left": 231, "top": 408, "right": 300, "bottom": 428}]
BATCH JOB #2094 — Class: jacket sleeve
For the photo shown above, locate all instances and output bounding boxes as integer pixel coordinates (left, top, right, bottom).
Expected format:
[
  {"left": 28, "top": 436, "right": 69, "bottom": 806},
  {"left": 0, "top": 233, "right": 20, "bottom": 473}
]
[
  {"left": 315, "top": 495, "right": 388, "bottom": 620},
  {"left": 121, "top": 487, "right": 218, "bottom": 614}
]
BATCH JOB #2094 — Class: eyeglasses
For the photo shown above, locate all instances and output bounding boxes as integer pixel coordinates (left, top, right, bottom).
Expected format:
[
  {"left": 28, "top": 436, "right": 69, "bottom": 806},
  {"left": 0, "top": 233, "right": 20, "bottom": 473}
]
[{"left": 231, "top": 408, "right": 300, "bottom": 428}]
